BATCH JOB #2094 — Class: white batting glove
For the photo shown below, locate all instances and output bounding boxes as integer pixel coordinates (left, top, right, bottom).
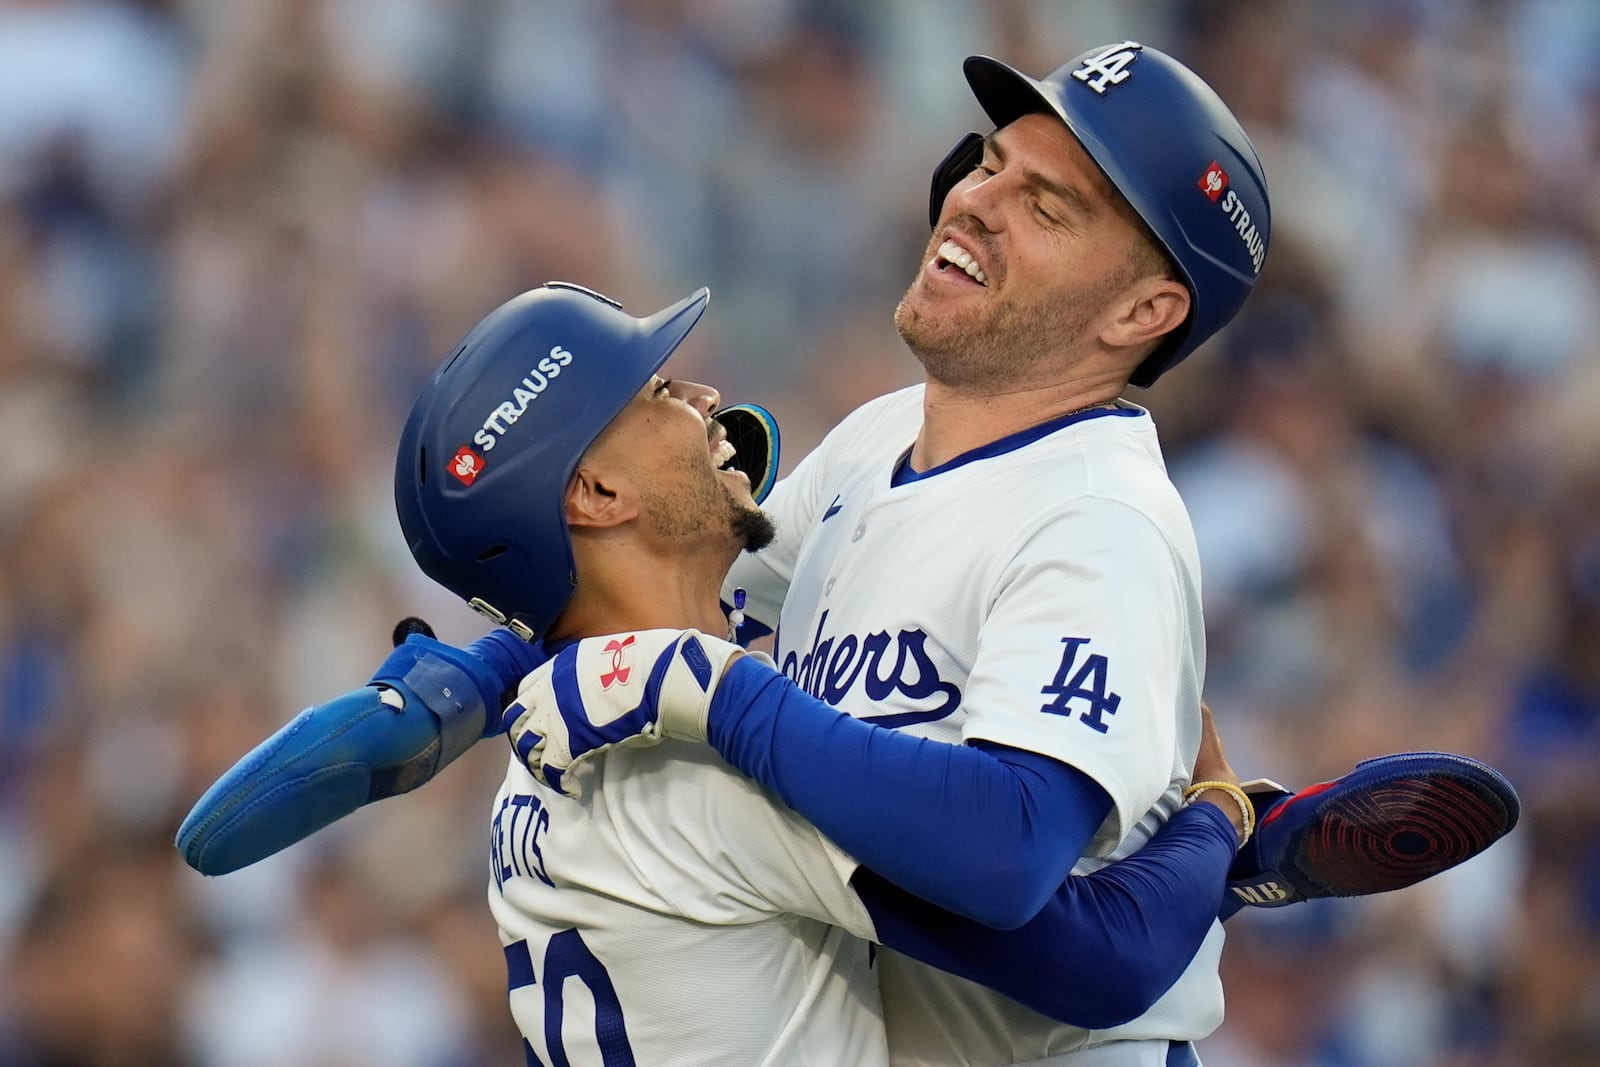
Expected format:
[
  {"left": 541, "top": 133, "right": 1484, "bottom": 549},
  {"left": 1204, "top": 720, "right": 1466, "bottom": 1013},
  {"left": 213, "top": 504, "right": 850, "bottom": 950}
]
[{"left": 501, "top": 628, "right": 746, "bottom": 797}]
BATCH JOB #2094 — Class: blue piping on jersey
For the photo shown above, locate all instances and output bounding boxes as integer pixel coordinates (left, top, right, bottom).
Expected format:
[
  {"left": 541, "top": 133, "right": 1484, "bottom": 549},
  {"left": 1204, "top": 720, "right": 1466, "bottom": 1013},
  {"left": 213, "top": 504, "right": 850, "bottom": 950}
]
[{"left": 892, "top": 404, "right": 1141, "bottom": 485}]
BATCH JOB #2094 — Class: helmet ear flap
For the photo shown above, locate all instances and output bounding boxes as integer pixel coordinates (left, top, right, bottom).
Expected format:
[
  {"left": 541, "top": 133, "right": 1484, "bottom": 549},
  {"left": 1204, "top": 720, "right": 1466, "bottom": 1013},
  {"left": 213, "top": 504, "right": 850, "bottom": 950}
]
[{"left": 928, "top": 132, "right": 985, "bottom": 228}]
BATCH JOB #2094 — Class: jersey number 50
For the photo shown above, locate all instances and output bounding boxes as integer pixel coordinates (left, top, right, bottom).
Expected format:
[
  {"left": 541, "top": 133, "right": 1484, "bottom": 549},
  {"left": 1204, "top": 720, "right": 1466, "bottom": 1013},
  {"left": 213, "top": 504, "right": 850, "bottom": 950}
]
[{"left": 508, "top": 929, "right": 636, "bottom": 1067}]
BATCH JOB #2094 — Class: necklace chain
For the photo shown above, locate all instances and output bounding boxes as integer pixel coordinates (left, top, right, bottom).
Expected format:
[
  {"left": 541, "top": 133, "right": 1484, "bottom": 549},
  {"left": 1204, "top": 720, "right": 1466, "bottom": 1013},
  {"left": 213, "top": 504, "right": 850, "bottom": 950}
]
[{"left": 1063, "top": 399, "right": 1119, "bottom": 419}]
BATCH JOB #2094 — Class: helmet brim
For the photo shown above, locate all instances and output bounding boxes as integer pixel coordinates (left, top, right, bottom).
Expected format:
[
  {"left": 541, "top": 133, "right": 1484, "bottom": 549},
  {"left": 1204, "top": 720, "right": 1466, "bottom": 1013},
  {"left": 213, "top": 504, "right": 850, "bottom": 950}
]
[{"left": 964, "top": 55, "right": 1060, "bottom": 133}]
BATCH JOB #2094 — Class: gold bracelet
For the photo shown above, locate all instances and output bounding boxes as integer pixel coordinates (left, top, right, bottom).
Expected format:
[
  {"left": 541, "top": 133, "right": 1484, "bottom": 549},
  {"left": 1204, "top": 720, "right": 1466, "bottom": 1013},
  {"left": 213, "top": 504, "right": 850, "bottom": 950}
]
[{"left": 1184, "top": 780, "right": 1254, "bottom": 847}]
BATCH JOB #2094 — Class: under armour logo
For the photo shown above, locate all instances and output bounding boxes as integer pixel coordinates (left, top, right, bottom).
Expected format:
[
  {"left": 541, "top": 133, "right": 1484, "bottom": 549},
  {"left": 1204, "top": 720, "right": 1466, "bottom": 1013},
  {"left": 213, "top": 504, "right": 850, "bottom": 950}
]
[
  {"left": 1070, "top": 41, "right": 1143, "bottom": 95},
  {"left": 600, "top": 634, "right": 637, "bottom": 689}
]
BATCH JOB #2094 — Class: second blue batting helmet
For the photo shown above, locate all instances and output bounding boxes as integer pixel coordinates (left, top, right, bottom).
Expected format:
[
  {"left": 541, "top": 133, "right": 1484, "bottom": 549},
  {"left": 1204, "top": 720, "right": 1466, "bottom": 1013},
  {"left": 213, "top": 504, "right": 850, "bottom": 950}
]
[
  {"left": 928, "top": 42, "right": 1271, "bottom": 387},
  {"left": 395, "top": 283, "right": 723, "bottom": 640}
]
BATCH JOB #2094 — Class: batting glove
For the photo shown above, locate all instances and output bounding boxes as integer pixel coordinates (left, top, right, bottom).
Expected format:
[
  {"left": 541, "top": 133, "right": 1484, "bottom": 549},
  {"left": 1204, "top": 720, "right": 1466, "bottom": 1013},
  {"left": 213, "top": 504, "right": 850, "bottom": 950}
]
[
  {"left": 501, "top": 628, "right": 745, "bottom": 798},
  {"left": 1220, "top": 752, "right": 1520, "bottom": 919}
]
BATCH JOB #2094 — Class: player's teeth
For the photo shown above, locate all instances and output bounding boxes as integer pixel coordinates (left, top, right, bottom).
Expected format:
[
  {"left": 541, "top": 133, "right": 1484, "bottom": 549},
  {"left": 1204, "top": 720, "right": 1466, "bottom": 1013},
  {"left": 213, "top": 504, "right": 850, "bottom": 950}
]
[
  {"left": 937, "top": 240, "right": 987, "bottom": 286},
  {"left": 712, "top": 439, "right": 737, "bottom": 468}
]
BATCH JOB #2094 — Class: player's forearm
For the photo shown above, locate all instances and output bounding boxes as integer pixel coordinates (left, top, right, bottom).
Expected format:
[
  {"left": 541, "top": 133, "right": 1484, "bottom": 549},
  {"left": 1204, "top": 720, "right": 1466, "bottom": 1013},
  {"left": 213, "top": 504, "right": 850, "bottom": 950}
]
[
  {"left": 852, "top": 801, "right": 1237, "bottom": 1029},
  {"left": 708, "top": 656, "right": 1109, "bottom": 928}
]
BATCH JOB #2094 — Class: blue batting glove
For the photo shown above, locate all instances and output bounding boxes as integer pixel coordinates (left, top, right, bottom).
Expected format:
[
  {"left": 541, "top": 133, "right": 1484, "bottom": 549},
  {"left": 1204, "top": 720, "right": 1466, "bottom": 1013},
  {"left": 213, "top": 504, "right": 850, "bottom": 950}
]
[
  {"left": 1220, "top": 753, "right": 1519, "bottom": 919},
  {"left": 176, "top": 627, "right": 541, "bottom": 875}
]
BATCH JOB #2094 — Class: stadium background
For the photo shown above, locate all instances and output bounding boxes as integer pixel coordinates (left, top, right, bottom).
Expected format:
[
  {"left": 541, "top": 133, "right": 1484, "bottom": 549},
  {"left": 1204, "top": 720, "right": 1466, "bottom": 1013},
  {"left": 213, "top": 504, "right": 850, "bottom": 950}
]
[{"left": 0, "top": 1, "right": 1596, "bottom": 1064}]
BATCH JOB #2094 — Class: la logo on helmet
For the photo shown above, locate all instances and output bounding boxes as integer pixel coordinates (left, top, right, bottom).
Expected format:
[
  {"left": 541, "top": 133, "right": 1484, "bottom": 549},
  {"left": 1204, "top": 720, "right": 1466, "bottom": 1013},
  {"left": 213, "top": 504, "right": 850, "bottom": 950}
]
[{"left": 1071, "top": 41, "right": 1143, "bottom": 95}]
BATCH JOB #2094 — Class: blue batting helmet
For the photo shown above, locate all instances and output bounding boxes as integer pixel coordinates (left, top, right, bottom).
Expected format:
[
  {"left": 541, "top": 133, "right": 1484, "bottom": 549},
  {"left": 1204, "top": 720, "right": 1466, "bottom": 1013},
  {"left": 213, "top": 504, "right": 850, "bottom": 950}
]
[
  {"left": 394, "top": 282, "right": 709, "bottom": 640},
  {"left": 928, "top": 42, "right": 1271, "bottom": 387}
]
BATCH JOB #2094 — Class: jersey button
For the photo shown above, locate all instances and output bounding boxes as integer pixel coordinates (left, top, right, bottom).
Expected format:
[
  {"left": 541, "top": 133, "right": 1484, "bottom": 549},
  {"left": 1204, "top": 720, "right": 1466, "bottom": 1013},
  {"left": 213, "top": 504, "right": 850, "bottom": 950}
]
[{"left": 851, "top": 524, "right": 865, "bottom": 542}]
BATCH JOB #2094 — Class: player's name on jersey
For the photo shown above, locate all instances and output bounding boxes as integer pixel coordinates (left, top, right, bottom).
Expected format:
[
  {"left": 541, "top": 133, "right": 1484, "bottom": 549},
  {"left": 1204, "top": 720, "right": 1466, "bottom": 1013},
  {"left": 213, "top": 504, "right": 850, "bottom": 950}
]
[{"left": 493, "top": 789, "right": 555, "bottom": 890}]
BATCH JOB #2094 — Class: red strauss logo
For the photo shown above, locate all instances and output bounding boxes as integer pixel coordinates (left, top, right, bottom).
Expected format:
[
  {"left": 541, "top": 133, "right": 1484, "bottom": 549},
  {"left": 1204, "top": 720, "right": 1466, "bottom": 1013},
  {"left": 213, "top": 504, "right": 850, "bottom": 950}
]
[
  {"left": 449, "top": 446, "right": 484, "bottom": 486},
  {"left": 601, "top": 634, "right": 637, "bottom": 689},
  {"left": 1197, "top": 160, "right": 1228, "bottom": 202}
]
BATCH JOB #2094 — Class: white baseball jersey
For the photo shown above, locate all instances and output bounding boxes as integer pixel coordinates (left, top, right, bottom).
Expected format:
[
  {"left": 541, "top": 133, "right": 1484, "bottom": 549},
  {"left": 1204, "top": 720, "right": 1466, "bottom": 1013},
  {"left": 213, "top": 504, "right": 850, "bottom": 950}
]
[
  {"left": 488, "top": 742, "right": 887, "bottom": 1066},
  {"left": 724, "top": 385, "right": 1220, "bottom": 1066}
]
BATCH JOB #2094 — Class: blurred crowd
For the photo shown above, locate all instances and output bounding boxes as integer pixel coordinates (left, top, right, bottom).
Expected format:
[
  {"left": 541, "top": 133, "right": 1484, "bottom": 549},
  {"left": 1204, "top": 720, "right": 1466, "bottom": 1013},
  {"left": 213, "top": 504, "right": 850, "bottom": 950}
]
[{"left": 0, "top": 0, "right": 1596, "bottom": 1064}]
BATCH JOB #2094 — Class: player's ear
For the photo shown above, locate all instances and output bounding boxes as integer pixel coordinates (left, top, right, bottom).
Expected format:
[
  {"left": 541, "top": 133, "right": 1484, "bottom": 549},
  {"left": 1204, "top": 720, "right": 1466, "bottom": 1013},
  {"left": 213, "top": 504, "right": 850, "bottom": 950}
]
[
  {"left": 1100, "top": 277, "right": 1189, "bottom": 358},
  {"left": 566, "top": 465, "right": 638, "bottom": 530}
]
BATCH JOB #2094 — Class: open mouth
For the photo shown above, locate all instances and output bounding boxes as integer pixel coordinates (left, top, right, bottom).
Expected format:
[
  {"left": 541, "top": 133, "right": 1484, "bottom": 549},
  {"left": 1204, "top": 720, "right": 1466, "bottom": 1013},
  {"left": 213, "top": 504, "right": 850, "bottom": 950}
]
[{"left": 934, "top": 238, "right": 989, "bottom": 286}]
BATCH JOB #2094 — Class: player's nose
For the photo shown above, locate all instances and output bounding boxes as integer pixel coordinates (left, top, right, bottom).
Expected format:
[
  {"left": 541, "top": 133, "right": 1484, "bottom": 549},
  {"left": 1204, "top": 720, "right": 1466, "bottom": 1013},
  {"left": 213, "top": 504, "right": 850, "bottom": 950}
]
[
  {"left": 671, "top": 379, "right": 721, "bottom": 418},
  {"left": 944, "top": 169, "right": 1009, "bottom": 236}
]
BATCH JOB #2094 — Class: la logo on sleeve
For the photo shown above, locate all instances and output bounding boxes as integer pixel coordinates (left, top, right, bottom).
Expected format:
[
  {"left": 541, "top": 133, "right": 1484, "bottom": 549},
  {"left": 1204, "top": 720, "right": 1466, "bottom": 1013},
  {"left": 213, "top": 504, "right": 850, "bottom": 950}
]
[{"left": 1039, "top": 637, "right": 1122, "bottom": 733}]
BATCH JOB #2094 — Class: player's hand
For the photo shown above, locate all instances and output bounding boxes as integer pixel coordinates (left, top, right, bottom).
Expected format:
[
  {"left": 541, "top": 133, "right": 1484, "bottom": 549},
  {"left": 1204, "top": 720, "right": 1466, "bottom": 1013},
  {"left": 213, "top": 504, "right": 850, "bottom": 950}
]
[
  {"left": 501, "top": 628, "right": 745, "bottom": 798},
  {"left": 1190, "top": 702, "right": 1249, "bottom": 845},
  {"left": 1192, "top": 702, "right": 1240, "bottom": 789}
]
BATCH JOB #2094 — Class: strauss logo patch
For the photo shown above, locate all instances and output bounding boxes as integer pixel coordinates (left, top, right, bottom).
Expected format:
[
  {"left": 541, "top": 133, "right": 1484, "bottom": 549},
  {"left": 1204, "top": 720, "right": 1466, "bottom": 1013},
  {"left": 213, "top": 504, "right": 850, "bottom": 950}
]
[
  {"left": 449, "top": 446, "right": 485, "bottom": 486},
  {"left": 1198, "top": 160, "right": 1229, "bottom": 202}
]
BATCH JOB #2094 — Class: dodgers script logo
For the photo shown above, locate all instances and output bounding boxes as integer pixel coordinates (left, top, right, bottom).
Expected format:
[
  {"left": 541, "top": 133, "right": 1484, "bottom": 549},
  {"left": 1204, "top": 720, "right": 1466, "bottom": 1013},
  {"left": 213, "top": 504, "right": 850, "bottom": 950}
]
[{"left": 780, "top": 610, "right": 962, "bottom": 730}]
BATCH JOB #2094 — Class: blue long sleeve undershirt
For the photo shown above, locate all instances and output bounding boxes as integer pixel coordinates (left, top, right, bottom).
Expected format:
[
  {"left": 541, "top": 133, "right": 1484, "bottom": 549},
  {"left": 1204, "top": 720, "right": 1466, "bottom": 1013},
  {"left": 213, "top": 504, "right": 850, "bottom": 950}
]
[
  {"left": 711, "top": 655, "right": 1117, "bottom": 929},
  {"left": 854, "top": 800, "right": 1238, "bottom": 1029}
]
